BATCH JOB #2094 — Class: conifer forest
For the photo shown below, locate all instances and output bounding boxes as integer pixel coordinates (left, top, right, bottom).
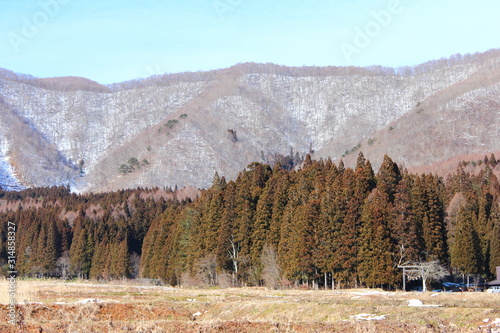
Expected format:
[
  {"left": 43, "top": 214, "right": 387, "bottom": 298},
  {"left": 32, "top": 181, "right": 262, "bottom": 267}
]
[{"left": 1, "top": 153, "right": 499, "bottom": 290}]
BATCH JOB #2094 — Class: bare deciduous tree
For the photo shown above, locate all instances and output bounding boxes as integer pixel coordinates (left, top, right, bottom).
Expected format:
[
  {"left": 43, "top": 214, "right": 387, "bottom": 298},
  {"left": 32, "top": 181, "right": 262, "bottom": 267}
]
[
  {"left": 261, "top": 244, "right": 281, "bottom": 289},
  {"left": 197, "top": 254, "right": 218, "bottom": 286},
  {"left": 129, "top": 252, "right": 141, "bottom": 278},
  {"left": 404, "top": 261, "right": 447, "bottom": 292},
  {"left": 56, "top": 252, "right": 70, "bottom": 280},
  {"left": 228, "top": 236, "right": 240, "bottom": 286}
]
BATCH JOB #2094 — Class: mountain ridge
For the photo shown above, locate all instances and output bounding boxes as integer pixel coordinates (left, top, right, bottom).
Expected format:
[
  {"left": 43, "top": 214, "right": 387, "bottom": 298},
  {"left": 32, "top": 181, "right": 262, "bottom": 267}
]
[{"left": 0, "top": 49, "right": 499, "bottom": 191}]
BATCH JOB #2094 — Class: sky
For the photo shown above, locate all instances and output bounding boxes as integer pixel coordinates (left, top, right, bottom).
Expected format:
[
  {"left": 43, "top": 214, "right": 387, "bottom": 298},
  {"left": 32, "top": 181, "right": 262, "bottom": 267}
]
[{"left": 0, "top": 0, "right": 499, "bottom": 84}]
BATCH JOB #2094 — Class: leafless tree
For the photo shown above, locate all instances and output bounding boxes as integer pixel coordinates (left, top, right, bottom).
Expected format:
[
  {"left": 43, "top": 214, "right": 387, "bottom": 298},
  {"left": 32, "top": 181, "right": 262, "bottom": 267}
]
[
  {"left": 129, "top": 252, "right": 141, "bottom": 278},
  {"left": 197, "top": 254, "right": 218, "bottom": 286},
  {"left": 261, "top": 244, "right": 281, "bottom": 289},
  {"left": 228, "top": 236, "right": 244, "bottom": 286},
  {"left": 56, "top": 252, "right": 70, "bottom": 279},
  {"left": 404, "top": 261, "right": 447, "bottom": 292}
]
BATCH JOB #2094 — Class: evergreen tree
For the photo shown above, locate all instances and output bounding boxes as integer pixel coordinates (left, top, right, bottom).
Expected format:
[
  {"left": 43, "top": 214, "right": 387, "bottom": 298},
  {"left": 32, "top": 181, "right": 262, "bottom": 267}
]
[
  {"left": 216, "top": 181, "right": 238, "bottom": 272},
  {"left": 250, "top": 177, "right": 275, "bottom": 270},
  {"left": 451, "top": 205, "right": 481, "bottom": 275},
  {"left": 489, "top": 204, "right": 500, "bottom": 276},
  {"left": 422, "top": 175, "right": 448, "bottom": 263},
  {"left": 358, "top": 190, "right": 397, "bottom": 288},
  {"left": 476, "top": 194, "right": 492, "bottom": 274},
  {"left": 266, "top": 169, "right": 289, "bottom": 249},
  {"left": 392, "top": 171, "right": 423, "bottom": 263},
  {"left": 278, "top": 202, "right": 299, "bottom": 281},
  {"left": 335, "top": 168, "right": 361, "bottom": 287},
  {"left": 376, "top": 155, "right": 401, "bottom": 203}
]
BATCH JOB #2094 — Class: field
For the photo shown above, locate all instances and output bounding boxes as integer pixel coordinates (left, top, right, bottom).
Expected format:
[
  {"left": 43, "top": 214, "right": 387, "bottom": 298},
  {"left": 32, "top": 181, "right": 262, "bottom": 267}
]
[{"left": 0, "top": 279, "right": 499, "bottom": 332}]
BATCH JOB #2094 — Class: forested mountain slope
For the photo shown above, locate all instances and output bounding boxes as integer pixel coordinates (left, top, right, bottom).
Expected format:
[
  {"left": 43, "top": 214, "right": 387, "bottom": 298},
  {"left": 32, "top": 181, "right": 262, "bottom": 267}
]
[{"left": 0, "top": 50, "right": 498, "bottom": 191}]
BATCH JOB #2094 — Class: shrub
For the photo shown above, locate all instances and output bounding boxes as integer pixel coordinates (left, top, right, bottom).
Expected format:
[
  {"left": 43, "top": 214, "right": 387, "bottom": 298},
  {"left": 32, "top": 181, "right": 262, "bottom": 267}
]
[
  {"left": 119, "top": 164, "right": 133, "bottom": 174},
  {"left": 128, "top": 157, "right": 140, "bottom": 168},
  {"left": 342, "top": 143, "right": 361, "bottom": 157},
  {"left": 165, "top": 119, "right": 179, "bottom": 129}
]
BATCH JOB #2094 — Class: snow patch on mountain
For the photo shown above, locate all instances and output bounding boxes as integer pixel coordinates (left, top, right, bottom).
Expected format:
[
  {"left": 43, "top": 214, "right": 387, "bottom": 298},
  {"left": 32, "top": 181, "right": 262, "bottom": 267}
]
[{"left": 0, "top": 145, "right": 24, "bottom": 191}]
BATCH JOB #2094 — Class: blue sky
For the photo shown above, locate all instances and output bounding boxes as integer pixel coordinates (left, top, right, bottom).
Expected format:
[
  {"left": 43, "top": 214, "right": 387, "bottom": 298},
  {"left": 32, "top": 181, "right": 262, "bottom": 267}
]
[{"left": 1, "top": 0, "right": 499, "bottom": 84}]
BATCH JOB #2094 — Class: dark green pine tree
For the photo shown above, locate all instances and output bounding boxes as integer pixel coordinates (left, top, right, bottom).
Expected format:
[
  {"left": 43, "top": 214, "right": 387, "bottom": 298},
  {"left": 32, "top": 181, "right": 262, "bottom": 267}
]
[
  {"left": 203, "top": 186, "right": 225, "bottom": 255},
  {"left": 392, "top": 170, "right": 423, "bottom": 263},
  {"left": 326, "top": 163, "right": 346, "bottom": 286},
  {"left": 292, "top": 199, "right": 319, "bottom": 284},
  {"left": 109, "top": 238, "right": 131, "bottom": 279},
  {"left": 42, "top": 220, "right": 59, "bottom": 276},
  {"left": 355, "top": 152, "right": 376, "bottom": 194},
  {"left": 230, "top": 171, "right": 258, "bottom": 281},
  {"left": 335, "top": 168, "right": 362, "bottom": 287},
  {"left": 90, "top": 241, "right": 109, "bottom": 279},
  {"left": 376, "top": 155, "right": 401, "bottom": 203},
  {"left": 184, "top": 197, "right": 208, "bottom": 273},
  {"left": 250, "top": 176, "right": 275, "bottom": 270},
  {"left": 475, "top": 192, "right": 493, "bottom": 275},
  {"left": 358, "top": 190, "right": 397, "bottom": 288},
  {"left": 278, "top": 202, "right": 301, "bottom": 281},
  {"left": 302, "top": 199, "right": 321, "bottom": 283},
  {"left": 315, "top": 186, "right": 337, "bottom": 288},
  {"left": 451, "top": 205, "right": 482, "bottom": 275},
  {"left": 216, "top": 181, "right": 238, "bottom": 272},
  {"left": 128, "top": 198, "right": 150, "bottom": 255},
  {"left": 422, "top": 175, "right": 448, "bottom": 263},
  {"left": 139, "top": 222, "right": 157, "bottom": 278},
  {"left": 266, "top": 168, "right": 289, "bottom": 249},
  {"left": 488, "top": 204, "right": 500, "bottom": 276}
]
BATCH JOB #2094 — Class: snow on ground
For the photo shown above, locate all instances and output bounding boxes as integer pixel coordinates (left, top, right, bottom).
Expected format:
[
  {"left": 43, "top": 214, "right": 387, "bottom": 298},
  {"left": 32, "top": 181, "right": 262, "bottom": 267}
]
[
  {"left": 349, "top": 313, "right": 387, "bottom": 321},
  {"left": 73, "top": 298, "right": 119, "bottom": 304},
  {"left": 480, "top": 318, "right": 500, "bottom": 332},
  {"left": 407, "top": 299, "right": 441, "bottom": 307},
  {"left": 74, "top": 299, "right": 106, "bottom": 304},
  {"left": 345, "top": 289, "right": 395, "bottom": 296},
  {"left": 0, "top": 152, "right": 24, "bottom": 191}
]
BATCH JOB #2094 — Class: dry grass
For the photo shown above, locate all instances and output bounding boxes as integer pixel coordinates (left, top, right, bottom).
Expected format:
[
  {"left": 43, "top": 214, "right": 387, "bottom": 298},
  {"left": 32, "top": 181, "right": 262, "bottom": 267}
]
[{"left": 0, "top": 279, "right": 498, "bottom": 332}]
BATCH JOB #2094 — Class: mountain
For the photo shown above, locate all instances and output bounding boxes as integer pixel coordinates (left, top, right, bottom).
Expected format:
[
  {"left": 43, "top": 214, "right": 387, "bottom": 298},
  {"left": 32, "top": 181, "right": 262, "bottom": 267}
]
[{"left": 0, "top": 49, "right": 499, "bottom": 192}]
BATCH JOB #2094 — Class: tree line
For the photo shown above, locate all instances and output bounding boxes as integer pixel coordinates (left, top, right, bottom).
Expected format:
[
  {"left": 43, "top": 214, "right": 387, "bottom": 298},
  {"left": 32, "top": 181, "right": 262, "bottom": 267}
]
[{"left": 1, "top": 153, "right": 499, "bottom": 289}]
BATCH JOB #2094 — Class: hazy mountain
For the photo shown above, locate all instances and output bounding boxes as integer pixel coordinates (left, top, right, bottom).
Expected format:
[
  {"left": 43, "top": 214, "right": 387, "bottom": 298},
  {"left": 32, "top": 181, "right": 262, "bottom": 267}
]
[{"left": 0, "top": 49, "right": 499, "bottom": 192}]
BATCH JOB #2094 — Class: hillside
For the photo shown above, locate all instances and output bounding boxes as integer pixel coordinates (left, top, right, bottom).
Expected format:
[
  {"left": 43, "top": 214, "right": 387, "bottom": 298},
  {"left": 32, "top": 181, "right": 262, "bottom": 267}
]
[{"left": 0, "top": 49, "right": 499, "bottom": 191}]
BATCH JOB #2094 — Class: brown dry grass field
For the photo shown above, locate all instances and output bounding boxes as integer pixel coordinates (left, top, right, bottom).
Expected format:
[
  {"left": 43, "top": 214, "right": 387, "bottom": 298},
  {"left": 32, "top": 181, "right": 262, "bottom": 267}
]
[{"left": 0, "top": 279, "right": 498, "bottom": 332}]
